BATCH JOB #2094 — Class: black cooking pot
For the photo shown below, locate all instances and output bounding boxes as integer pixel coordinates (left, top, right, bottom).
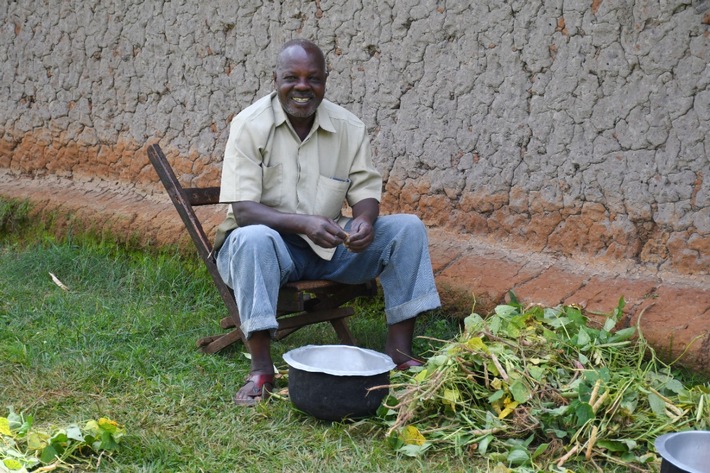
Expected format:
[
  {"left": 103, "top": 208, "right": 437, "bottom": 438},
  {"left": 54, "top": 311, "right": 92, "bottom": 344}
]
[
  {"left": 655, "top": 431, "right": 710, "bottom": 473},
  {"left": 283, "top": 345, "right": 396, "bottom": 421}
]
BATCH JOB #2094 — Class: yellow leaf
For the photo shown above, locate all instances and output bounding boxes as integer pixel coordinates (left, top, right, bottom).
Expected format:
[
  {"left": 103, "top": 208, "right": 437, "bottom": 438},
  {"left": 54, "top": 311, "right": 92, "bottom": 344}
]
[
  {"left": 442, "top": 388, "right": 460, "bottom": 411},
  {"left": 499, "top": 400, "right": 519, "bottom": 419},
  {"left": 27, "top": 431, "right": 49, "bottom": 451},
  {"left": 414, "top": 369, "right": 428, "bottom": 383},
  {"left": 402, "top": 425, "right": 426, "bottom": 446},
  {"left": 0, "top": 417, "right": 10, "bottom": 436},
  {"left": 98, "top": 417, "right": 119, "bottom": 433},
  {"left": 84, "top": 420, "right": 99, "bottom": 434},
  {"left": 3, "top": 458, "right": 24, "bottom": 470},
  {"left": 491, "top": 400, "right": 502, "bottom": 415},
  {"left": 466, "top": 337, "right": 488, "bottom": 352}
]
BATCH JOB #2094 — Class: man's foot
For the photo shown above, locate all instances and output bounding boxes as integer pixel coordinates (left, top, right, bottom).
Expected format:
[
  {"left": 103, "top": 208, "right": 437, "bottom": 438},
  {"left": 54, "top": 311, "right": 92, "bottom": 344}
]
[
  {"left": 234, "top": 372, "right": 275, "bottom": 406},
  {"left": 386, "top": 318, "right": 418, "bottom": 367}
]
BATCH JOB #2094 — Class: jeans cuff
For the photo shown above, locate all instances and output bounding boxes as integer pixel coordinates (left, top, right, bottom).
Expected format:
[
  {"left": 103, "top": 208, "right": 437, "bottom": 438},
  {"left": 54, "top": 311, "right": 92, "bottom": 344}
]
[{"left": 385, "top": 291, "right": 441, "bottom": 325}]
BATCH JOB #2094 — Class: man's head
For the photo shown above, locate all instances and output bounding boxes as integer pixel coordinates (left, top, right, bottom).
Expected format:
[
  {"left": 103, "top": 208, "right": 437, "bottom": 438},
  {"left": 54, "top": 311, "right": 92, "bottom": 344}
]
[{"left": 274, "top": 39, "right": 328, "bottom": 122}]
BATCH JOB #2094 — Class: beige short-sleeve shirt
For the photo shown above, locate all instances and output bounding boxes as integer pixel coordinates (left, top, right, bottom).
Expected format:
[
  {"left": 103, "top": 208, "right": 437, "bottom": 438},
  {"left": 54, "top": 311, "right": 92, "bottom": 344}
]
[{"left": 215, "top": 92, "right": 382, "bottom": 260}]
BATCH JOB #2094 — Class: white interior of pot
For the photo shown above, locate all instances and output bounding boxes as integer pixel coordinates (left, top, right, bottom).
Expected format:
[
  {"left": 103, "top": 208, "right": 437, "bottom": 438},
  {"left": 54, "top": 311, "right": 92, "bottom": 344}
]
[
  {"left": 283, "top": 345, "right": 395, "bottom": 376},
  {"left": 656, "top": 431, "right": 710, "bottom": 473}
]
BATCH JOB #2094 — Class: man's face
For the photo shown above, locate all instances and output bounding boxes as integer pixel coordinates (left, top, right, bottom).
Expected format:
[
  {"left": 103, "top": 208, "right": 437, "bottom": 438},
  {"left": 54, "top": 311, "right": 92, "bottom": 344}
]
[{"left": 274, "top": 45, "right": 327, "bottom": 121}]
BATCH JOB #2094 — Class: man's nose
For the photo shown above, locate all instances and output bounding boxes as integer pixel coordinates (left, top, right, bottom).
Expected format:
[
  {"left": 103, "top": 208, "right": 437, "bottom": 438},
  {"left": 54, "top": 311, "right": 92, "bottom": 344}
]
[{"left": 294, "top": 77, "right": 310, "bottom": 89}]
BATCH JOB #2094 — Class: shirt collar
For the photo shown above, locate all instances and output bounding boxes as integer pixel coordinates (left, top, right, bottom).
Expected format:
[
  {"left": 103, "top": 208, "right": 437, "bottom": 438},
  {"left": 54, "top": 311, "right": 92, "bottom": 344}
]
[{"left": 270, "top": 91, "right": 336, "bottom": 134}]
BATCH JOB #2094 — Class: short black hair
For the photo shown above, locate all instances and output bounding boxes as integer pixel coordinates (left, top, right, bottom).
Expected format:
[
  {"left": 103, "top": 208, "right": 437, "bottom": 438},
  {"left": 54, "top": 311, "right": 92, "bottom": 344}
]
[{"left": 275, "top": 39, "right": 326, "bottom": 74}]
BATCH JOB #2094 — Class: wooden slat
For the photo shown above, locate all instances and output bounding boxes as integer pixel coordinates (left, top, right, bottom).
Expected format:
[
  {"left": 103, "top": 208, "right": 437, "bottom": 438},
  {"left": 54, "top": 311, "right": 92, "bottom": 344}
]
[
  {"left": 199, "top": 329, "right": 244, "bottom": 354},
  {"left": 276, "top": 307, "right": 354, "bottom": 332},
  {"left": 184, "top": 187, "right": 221, "bottom": 206},
  {"left": 147, "top": 143, "right": 247, "bottom": 347},
  {"left": 284, "top": 279, "right": 343, "bottom": 291}
]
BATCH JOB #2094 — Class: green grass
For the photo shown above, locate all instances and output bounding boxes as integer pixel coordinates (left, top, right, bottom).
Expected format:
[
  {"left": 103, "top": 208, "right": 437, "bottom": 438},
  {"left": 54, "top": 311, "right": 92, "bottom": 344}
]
[{"left": 0, "top": 210, "right": 471, "bottom": 472}]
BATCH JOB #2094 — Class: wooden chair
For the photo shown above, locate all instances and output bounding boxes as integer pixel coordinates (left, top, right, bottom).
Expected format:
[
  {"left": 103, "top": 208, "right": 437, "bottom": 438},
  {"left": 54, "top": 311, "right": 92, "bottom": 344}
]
[{"left": 147, "top": 143, "right": 377, "bottom": 354}]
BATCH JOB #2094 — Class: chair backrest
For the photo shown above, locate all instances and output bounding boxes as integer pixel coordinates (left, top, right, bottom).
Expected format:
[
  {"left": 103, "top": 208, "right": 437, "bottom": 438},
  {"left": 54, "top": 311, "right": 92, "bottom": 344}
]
[{"left": 147, "top": 143, "right": 243, "bottom": 341}]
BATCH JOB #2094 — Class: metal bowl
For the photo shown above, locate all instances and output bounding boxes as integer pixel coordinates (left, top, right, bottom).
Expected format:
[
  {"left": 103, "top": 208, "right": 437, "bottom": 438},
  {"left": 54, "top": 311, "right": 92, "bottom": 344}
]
[
  {"left": 283, "top": 345, "right": 395, "bottom": 421},
  {"left": 656, "top": 431, "right": 710, "bottom": 473}
]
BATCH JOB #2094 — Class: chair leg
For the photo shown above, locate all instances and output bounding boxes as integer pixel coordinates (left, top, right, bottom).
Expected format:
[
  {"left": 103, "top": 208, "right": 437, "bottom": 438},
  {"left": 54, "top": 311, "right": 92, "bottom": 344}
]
[
  {"left": 330, "top": 318, "right": 356, "bottom": 345},
  {"left": 199, "top": 329, "right": 245, "bottom": 354}
]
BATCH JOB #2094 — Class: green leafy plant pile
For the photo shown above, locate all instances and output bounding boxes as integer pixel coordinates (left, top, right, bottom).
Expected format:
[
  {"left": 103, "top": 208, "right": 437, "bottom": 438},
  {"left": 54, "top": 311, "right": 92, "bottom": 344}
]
[
  {"left": 380, "top": 296, "right": 710, "bottom": 471},
  {"left": 0, "top": 408, "right": 124, "bottom": 472}
]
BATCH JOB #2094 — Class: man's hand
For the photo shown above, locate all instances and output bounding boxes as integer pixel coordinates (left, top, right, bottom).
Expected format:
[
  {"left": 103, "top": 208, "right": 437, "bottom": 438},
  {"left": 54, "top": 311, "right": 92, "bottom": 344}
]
[
  {"left": 232, "top": 199, "right": 379, "bottom": 252},
  {"left": 302, "top": 216, "right": 349, "bottom": 249},
  {"left": 345, "top": 198, "right": 380, "bottom": 252},
  {"left": 343, "top": 217, "right": 374, "bottom": 252}
]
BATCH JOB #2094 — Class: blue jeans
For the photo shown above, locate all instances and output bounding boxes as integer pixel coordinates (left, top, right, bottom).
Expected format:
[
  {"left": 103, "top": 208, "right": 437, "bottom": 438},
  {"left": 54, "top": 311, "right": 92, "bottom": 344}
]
[{"left": 216, "top": 214, "right": 441, "bottom": 338}]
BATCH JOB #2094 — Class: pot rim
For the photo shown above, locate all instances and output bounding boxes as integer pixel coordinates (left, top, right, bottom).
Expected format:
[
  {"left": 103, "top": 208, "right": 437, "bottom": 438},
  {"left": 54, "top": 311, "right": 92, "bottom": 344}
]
[
  {"left": 283, "top": 344, "right": 396, "bottom": 376},
  {"left": 655, "top": 430, "right": 710, "bottom": 473}
]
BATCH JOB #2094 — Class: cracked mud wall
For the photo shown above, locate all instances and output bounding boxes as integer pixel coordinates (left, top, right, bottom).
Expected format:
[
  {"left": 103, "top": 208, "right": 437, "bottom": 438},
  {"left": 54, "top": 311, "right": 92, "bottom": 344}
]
[{"left": 1, "top": 0, "right": 709, "bottom": 275}]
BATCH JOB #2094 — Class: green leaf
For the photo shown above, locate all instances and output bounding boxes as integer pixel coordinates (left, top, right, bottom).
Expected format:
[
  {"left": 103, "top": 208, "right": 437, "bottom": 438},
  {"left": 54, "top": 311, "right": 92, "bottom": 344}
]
[
  {"left": 507, "top": 290, "right": 520, "bottom": 306},
  {"left": 576, "top": 327, "right": 591, "bottom": 347},
  {"left": 478, "top": 434, "right": 493, "bottom": 455},
  {"left": 98, "top": 431, "right": 119, "bottom": 451},
  {"left": 464, "top": 313, "right": 486, "bottom": 334},
  {"left": 549, "top": 428, "right": 569, "bottom": 439},
  {"left": 398, "top": 443, "right": 430, "bottom": 458},
  {"left": 528, "top": 366, "right": 546, "bottom": 381},
  {"left": 386, "top": 432, "right": 404, "bottom": 450},
  {"left": 574, "top": 402, "right": 595, "bottom": 426},
  {"left": 506, "top": 448, "right": 530, "bottom": 466},
  {"left": 544, "top": 405, "right": 570, "bottom": 416},
  {"left": 609, "top": 327, "right": 635, "bottom": 342},
  {"left": 510, "top": 381, "right": 531, "bottom": 404},
  {"left": 597, "top": 440, "right": 630, "bottom": 452},
  {"left": 648, "top": 393, "right": 668, "bottom": 418},
  {"left": 7, "top": 410, "right": 23, "bottom": 431},
  {"left": 39, "top": 444, "right": 60, "bottom": 464},
  {"left": 488, "top": 390, "right": 505, "bottom": 403},
  {"left": 488, "top": 316, "right": 502, "bottom": 335},
  {"left": 495, "top": 305, "right": 519, "bottom": 317},
  {"left": 612, "top": 296, "right": 626, "bottom": 320},
  {"left": 428, "top": 355, "right": 449, "bottom": 367},
  {"left": 602, "top": 317, "right": 617, "bottom": 333},
  {"left": 532, "top": 443, "right": 549, "bottom": 460},
  {"left": 49, "top": 430, "right": 68, "bottom": 446},
  {"left": 664, "top": 378, "right": 686, "bottom": 395},
  {"left": 565, "top": 306, "right": 586, "bottom": 327}
]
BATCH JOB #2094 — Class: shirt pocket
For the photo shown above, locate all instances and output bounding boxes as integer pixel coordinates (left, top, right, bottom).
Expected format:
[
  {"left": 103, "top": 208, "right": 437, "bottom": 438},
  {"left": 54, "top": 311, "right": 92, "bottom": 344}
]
[
  {"left": 314, "top": 175, "right": 351, "bottom": 220},
  {"left": 260, "top": 162, "right": 283, "bottom": 207}
]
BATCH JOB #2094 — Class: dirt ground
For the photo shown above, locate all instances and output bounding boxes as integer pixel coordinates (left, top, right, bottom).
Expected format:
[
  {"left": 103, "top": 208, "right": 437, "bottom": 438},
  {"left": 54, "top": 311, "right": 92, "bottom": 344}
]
[{"left": 2, "top": 170, "right": 709, "bottom": 376}]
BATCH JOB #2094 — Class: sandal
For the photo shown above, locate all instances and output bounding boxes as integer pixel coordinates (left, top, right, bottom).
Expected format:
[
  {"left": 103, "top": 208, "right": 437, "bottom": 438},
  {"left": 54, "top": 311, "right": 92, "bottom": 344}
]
[
  {"left": 395, "top": 359, "right": 424, "bottom": 371},
  {"left": 234, "top": 373, "right": 275, "bottom": 406}
]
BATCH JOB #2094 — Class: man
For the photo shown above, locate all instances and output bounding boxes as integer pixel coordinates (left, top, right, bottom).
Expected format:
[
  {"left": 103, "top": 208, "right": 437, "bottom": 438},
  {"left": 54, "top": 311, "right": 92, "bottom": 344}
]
[{"left": 215, "top": 39, "right": 440, "bottom": 406}]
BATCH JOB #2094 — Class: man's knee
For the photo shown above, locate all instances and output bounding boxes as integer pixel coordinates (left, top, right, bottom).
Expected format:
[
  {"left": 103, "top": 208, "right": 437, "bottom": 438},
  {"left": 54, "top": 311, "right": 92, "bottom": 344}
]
[
  {"left": 389, "top": 214, "right": 427, "bottom": 240},
  {"left": 232, "top": 225, "right": 281, "bottom": 250}
]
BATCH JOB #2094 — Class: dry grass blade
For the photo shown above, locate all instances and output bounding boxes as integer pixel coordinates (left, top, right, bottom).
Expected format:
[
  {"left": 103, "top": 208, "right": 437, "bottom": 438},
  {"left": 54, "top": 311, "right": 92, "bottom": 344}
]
[{"left": 49, "top": 272, "right": 69, "bottom": 291}]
